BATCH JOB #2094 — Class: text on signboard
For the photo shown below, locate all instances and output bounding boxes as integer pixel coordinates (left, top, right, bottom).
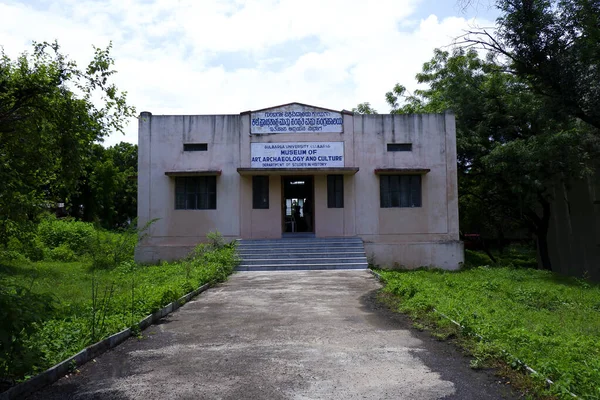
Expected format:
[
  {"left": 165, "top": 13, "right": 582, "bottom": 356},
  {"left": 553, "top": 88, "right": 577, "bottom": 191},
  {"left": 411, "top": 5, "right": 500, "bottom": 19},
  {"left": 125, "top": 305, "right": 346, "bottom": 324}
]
[{"left": 251, "top": 111, "right": 342, "bottom": 133}]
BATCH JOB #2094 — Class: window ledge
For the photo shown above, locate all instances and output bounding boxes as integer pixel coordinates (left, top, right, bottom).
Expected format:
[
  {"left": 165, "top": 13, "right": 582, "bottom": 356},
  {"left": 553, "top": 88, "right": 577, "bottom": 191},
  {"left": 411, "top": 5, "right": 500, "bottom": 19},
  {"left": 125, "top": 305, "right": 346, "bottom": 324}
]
[
  {"left": 165, "top": 170, "right": 222, "bottom": 177},
  {"left": 374, "top": 168, "right": 430, "bottom": 175}
]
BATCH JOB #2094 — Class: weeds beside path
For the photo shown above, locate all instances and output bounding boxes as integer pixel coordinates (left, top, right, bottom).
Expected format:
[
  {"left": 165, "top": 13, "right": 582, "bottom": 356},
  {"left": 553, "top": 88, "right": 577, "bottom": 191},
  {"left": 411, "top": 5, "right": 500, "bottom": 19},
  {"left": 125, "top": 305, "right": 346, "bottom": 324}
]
[
  {"left": 377, "top": 266, "right": 600, "bottom": 399},
  {"left": 0, "top": 220, "right": 238, "bottom": 391}
]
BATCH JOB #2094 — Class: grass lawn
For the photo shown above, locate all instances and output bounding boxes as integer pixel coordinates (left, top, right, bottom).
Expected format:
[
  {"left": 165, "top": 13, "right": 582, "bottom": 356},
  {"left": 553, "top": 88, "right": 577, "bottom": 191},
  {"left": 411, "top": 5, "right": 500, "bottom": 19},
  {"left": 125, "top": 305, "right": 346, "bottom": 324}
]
[
  {"left": 0, "top": 243, "right": 238, "bottom": 385},
  {"left": 377, "top": 266, "right": 600, "bottom": 399}
]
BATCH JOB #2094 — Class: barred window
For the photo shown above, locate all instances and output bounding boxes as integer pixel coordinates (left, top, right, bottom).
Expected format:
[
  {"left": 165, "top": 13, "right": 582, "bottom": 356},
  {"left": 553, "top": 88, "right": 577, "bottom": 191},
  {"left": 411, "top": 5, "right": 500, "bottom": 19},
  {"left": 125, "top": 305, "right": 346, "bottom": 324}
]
[
  {"left": 380, "top": 175, "right": 421, "bottom": 208},
  {"left": 252, "top": 176, "right": 269, "bottom": 209},
  {"left": 327, "top": 175, "right": 344, "bottom": 208},
  {"left": 175, "top": 176, "right": 216, "bottom": 210}
]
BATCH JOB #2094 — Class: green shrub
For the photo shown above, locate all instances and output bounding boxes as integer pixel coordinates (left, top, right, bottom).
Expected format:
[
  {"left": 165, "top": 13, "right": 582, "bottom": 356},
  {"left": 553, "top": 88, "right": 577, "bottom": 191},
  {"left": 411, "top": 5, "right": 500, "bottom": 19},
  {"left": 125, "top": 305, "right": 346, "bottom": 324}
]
[
  {"left": 1, "top": 236, "right": 47, "bottom": 263},
  {"left": 0, "top": 249, "right": 29, "bottom": 264},
  {"left": 0, "top": 238, "right": 30, "bottom": 263},
  {"left": 28, "top": 318, "right": 90, "bottom": 371},
  {"left": 48, "top": 244, "right": 77, "bottom": 262},
  {"left": 206, "top": 231, "right": 225, "bottom": 249},
  {"left": 89, "top": 230, "right": 137, "bottom": 270},
  {"left": 37, "top": 217, "right": 95, "bottom": 255},
  {"left": 464, "top": 250, "right": 493, "bottom": 267},
  {"left": 184, "top": 240, "right": 239, "bottom": 283},
  {"left": 25, "top": 238, "right": 47, "bottom": 262},
  {"left": 159, "top": 288, "right": 180, "bottom": 307},
  {"left": 5, "top": 237, "right": 23, "bottom": 253},
  {"left": 0, "top": 284, "right": 55, "bottom": 382}
]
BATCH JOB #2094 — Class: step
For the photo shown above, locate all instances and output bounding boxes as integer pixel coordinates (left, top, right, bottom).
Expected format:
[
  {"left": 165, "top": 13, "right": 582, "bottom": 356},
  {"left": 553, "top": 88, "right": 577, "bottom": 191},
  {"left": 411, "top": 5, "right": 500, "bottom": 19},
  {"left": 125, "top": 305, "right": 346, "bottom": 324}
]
[
  {"left": 237, "top": 237, "right": 361, "bottom": 242},
  {"left": 236, "top": 239, "right": 363, "bottom": 245},
  {"left": 240, "top": 257, "right": 367, "bottom": 265},
  {"left": 237, "top": 251, "right": 366, "bottom": 259},
  {"left": 237, "top": 239, "right": 363, "bottom": 245},
  {"left": 237, "top": 243, "right": 364, "bottom": 249},
  {"left": 236, "top": 262, "right": 369, "bottom": 271},
  {"left": 235, "top": 237, "right": 368, "bottom": 271},
  {"left": 237, "top": 248, "right": 365, "bottom": 254}
]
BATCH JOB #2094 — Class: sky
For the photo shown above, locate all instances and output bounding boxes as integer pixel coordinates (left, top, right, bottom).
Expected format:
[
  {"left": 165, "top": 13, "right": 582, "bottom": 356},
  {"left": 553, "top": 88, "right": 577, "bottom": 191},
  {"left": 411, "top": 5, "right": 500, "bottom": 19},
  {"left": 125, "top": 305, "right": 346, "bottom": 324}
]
[{"left": 0, "top": 0, "right": 498, "bottom": 146}]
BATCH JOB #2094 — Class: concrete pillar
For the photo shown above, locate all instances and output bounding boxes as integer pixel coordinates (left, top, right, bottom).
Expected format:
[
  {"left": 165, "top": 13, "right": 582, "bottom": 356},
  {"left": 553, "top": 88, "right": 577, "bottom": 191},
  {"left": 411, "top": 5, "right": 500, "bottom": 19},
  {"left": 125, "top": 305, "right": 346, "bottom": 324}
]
[{"left": 138, "top": 111, "right": 152, "bottom": 240}]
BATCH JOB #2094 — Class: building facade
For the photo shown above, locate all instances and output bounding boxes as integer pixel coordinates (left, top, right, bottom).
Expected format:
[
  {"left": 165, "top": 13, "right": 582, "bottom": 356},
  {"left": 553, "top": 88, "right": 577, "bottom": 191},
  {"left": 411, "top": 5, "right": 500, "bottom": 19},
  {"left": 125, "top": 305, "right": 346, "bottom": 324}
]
[{"left": 136, "top": 103, "right": 463, "bottom": 269}]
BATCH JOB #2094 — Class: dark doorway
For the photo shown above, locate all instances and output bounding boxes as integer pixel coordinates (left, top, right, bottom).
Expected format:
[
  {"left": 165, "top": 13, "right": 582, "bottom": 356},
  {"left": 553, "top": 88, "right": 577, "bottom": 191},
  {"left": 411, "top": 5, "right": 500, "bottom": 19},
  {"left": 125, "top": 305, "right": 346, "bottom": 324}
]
[{"left": 282, "top": 176, "right": 314, "bottom": 233}]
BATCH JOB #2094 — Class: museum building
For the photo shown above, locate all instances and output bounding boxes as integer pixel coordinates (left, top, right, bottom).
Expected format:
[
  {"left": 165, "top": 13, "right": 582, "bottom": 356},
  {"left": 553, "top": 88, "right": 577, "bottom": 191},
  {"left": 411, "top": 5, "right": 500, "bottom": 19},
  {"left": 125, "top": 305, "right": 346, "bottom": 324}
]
[{"left": 135, "top": 103, "right": 464, "bottom": 269}]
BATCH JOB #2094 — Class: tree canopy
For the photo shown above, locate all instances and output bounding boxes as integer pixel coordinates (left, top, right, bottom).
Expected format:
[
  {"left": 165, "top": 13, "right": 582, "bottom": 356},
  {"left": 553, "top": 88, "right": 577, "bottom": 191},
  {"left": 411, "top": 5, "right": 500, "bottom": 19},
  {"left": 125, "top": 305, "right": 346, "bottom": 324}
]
[
  {"left": 462, "top": 0, "right": 600, "bottom": 130},
  {"left": 65, "top": 142, "right": 138, "bottom": 229},
  {"left": 0, "top": 42, "right": 136, "bottom": 243},
  {"left": 352, "top": 102, "right": 378, "bottom": 114}
]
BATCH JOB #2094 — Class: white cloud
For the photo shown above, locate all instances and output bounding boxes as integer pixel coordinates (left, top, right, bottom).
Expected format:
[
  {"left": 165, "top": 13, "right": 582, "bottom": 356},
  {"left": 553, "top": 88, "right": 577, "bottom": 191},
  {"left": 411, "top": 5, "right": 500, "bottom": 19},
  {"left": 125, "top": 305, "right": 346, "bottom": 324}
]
[{"left": 0, "top": 0, "right": 495, "bottom": 146}]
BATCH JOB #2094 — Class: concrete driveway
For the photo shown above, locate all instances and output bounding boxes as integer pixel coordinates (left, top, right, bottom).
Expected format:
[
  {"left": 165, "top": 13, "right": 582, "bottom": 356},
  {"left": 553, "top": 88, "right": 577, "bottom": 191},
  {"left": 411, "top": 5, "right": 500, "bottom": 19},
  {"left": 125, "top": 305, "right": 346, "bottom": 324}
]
[{"left": 29, "top": 271, "right": 516, "bottom": 399}]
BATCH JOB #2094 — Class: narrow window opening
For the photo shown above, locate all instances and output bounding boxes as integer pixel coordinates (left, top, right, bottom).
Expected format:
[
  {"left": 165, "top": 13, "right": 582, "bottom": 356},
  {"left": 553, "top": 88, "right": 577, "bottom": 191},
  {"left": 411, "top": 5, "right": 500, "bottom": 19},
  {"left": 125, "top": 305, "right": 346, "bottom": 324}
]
[
  {"left": 327, "top": 175, "right": 344, "bottom": 208},
  {"left": 253, "top": 176, "right": 269, "bottom": 209},
  {"left": 184, "top": 143, "right": 208, "bottom": 151},
  {"left": 387, "top": 143, "right": 412, "bottom": 152}
]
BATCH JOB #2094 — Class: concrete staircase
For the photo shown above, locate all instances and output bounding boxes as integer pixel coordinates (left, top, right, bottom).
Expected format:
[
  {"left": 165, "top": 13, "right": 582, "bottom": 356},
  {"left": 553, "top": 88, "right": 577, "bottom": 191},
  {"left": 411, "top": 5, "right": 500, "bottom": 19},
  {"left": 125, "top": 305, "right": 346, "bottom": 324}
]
[{"left": 235, "top": 237, "right": 369, "bottom": 271}]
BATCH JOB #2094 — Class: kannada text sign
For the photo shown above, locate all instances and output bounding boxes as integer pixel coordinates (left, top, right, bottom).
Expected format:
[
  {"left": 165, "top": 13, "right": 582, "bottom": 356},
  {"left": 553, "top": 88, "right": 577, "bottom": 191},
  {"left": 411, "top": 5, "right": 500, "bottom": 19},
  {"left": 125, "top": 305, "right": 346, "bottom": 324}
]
[{"left": 251, "top": 105, "right": 343, "bottom": 134}]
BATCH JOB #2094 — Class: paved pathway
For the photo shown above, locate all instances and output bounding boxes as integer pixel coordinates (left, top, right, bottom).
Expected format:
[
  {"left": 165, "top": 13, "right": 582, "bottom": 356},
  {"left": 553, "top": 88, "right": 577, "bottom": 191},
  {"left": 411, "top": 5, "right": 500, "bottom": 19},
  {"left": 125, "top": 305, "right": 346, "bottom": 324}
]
[{"left": 29, "top": 271, "right": 516, "bottom": 399}]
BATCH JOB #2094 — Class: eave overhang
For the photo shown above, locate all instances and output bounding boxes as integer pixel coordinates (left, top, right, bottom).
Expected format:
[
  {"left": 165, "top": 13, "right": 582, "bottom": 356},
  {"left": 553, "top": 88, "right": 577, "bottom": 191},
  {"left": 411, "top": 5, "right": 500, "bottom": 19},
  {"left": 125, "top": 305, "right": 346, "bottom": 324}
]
[
  {"left": 374, "top": 168, "right": 430, "bottom": 175},
  {"left": 237, "top": 167, "right": 359, "bottom": 176},
  {"left": 164, "top": 170, "right": 222, "bottom": 177}
]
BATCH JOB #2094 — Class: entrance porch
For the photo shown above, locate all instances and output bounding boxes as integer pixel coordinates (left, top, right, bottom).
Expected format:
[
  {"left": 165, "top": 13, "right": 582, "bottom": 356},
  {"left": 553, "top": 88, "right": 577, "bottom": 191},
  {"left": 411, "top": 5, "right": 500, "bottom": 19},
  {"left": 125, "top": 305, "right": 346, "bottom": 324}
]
[{"left": 237, "top": 168, "right": 358, "bottom": 240}]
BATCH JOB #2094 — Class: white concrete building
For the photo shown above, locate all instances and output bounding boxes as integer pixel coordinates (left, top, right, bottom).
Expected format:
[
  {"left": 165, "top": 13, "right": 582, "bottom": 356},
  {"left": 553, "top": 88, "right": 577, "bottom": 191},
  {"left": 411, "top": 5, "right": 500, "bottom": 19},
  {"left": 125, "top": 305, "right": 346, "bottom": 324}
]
[{"left": 136, "top": 103, "right": 463, "bottom": 269}]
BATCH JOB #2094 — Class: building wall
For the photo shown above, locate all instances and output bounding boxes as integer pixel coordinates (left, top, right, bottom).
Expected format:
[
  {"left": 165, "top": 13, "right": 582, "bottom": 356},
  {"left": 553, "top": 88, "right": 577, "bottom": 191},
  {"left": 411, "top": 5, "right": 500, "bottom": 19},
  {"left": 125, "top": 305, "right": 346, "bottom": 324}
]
[
  {"left": 136, "top": 113, "right": 243, "bottom": 262},
  {"left": 352, "top": 113, "right": 461, "bottom": 268},
  {"left": 240, "top": 175, "right": 282, "bottom": 239},
  {"left": 311, "top": 174, "right": 357, "bottom": 237},
  {"left": 136, "top": 106, "right": 463, "bottom": 269}
]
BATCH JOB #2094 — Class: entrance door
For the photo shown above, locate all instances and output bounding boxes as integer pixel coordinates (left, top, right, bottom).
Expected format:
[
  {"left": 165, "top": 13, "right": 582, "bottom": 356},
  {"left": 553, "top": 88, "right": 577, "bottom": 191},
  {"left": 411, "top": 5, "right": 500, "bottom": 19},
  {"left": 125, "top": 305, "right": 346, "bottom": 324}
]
[{"left": 282, "top": 176, "right": 314, "bottom": 233}]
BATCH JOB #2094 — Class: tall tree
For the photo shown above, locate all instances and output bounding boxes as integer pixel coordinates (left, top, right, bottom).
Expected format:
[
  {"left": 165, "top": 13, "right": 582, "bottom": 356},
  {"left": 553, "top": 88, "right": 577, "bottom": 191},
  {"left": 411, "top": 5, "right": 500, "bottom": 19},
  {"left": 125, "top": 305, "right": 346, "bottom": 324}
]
[
  {"left": 462, "top": 0, "right": 600, "bottom": 130},
  {"left": 66, "top": 142, "right": 137, "bottom": 229},
  {"left": 105, "top": 142, "right": 137, "bottom": 228},
  {"left": 384, "top": 48, "right": 600, "bottom": 269},
  {"left": 352, "top": 102, "right": 378, "bottom": 114},
  {"left": 0, "top": 42, "right": 135, "bottom": 243}
]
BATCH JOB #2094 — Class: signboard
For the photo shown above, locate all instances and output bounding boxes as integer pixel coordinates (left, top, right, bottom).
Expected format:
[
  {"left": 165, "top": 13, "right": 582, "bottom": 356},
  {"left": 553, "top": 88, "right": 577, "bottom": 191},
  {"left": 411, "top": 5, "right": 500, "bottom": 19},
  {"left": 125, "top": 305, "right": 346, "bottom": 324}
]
[
  {"left": 251, "top": 104, "right": 343, "bottom": 134},
  {"left": 251, "top": 142, "right": 344, "bottom": 168}
]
